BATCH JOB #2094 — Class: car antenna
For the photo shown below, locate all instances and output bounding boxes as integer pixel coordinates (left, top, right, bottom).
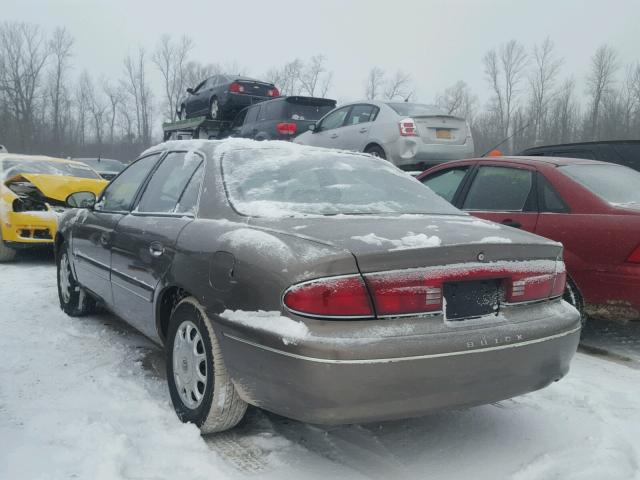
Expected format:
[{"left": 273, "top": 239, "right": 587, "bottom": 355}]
[{"left": 480, "top": 123, "right": 531, "bottom": 157}]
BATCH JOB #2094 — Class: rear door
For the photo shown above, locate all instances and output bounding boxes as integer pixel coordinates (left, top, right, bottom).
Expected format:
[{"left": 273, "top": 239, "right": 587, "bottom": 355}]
[
  {"left": 340, "top": 104, "right": 379, "bottom": 151},
  {"left": 109, "top": 151, "right": 204, "bottom": 338},
  {"left": 72, "top": 153, "right": 162, "bottom": 304},
  {"left": 459, "top": 163, "right": 539, "bottom": 232}
]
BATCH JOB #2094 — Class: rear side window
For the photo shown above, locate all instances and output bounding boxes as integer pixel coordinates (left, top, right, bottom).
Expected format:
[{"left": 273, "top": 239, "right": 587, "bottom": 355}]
[
  {"left": 538, "top": 174, "right": 567, "bottom": 213},
  {"left": 261, "top": 101, "right": 282, "bottom": 121},
  {"left": 421, "top": 167, "right": 468, "bottom": 203},
  {"left": 136, "top": 152, "right": 203, "bottom": 213},
  {"left": 100, "top": 154, "right": 161, "bottom": 212},
  {"left": 345, "top": 105, "right": 378, "bottom": 125},
  {"left": 244, "top": 106, "right": 259, "bottom": 125},
  {"left": 463, "top": 166, "right": 534, "bottom": 211}
]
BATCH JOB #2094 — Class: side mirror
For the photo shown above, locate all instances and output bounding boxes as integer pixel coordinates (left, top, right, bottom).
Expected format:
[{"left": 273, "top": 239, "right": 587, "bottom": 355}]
[
  {"left": 186, "top": 87, "right": 194, "bottom": 95},
  {"left": 309, "top": 123, "right": 317, "bottom": 133},
  {"left": 66, "top": 191, "right": 96, "bottom": 209}
]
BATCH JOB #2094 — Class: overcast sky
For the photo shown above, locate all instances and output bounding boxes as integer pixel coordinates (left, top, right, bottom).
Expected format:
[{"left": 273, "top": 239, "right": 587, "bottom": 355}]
[{"left": 5, "top": 0, "right": 640, "bottom": 105}]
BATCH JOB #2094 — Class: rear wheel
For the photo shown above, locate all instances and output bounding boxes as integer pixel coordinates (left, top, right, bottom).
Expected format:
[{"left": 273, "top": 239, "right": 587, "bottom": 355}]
[
  {"left": 57, "top": 241, "right": 95, "bottom": 316},
  {"left": 365, "top": 145, "right": 386, "bottom": 160},
  {"left": 209, "top": 98, "right": 221, "bottom": 120},
  {"left": 167, "top": 297, "right": 247, "bottom": 433},
  {"left": 563, "top": 277, "right": 586, "bottom": 327},
  {"left": 0, "top": 229, "right": 16, "bottom": 262}
]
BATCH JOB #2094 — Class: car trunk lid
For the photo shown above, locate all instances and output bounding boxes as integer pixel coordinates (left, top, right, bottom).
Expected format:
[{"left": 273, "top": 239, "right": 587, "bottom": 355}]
[{"left": 412, "top": 115, "right": 468, "bottom": 145}]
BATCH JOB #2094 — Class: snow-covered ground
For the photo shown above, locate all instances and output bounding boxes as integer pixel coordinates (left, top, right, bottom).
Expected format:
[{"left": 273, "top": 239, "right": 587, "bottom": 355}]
[{"left": 1, "top": 253, "right": 640, "bottom": 480}]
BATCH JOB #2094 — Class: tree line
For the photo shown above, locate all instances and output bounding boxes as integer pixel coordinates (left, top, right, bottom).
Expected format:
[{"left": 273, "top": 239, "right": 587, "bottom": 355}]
[{"left": 1, "top": 21, "right": 639, "bottom": 161}]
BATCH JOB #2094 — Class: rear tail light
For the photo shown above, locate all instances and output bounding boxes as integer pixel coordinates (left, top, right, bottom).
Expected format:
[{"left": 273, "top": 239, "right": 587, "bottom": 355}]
[
  {"left": 283, "top": 276, "right": 374, "bottom": 318},
  {"left": 283, "top": 260, "right": 566, "bottom": 320},
  {"left": 626, "top": 244, "right": 640, "bottom": 263},
  {"left": 267, "top": 87, "right": 280, "bottom": 97},
  {"left": 276, "top": 122, "right": 297, "bottom": 136},
  {"left": 399, "top": 118, "right": 418, "bottom": 136},
  {"left": 229, "top": 82, "right": 245, "bottom": 93}
]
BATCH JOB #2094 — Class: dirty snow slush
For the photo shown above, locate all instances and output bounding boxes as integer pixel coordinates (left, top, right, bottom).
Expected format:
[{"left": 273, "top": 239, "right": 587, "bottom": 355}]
[{"left": 1, "top": 256, "right": 639, "bottom": 480}]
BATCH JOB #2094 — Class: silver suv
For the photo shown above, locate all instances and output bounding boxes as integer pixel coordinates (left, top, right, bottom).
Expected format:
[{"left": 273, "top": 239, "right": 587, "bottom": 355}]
[{"left": 294, "top": 101, "right": 474, "bottom": 170}]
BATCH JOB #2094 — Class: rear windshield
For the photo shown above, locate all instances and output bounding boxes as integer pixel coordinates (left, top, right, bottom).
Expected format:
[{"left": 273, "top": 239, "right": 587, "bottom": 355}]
[
  {"left": 387, "top": 103, "right": 445, "bottom": 117},
  {"left": 221, "top": 146, "right": 462, "bottom": 217},
  {"left": 1, "top": 158, "right": 101, "bottom": 180},
  {"left": 286, "top": 102, "right": 334, "bottom": 121},
  {"left": 561, "top": 164, "right": 640, "bottom": 206}
]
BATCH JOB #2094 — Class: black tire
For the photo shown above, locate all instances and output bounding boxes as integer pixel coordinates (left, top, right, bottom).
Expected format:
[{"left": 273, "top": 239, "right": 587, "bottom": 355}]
[
  {"left": 209, "top": 98, "right": 222, "bottom": 120},
  {"left": 365, "top": 144, "right": 386, "bottom": 160},
  {"left": 166, "top": 297, "right": 247, "bottom": 433},
  {"left": 57, "top": 240, "right": 95, "bottom": 316},
  {"left": 0, "top": 229, "right": 16, "bottom": 262},
  {"left": 563, "top": 277, "right": 586, "bottom": 327}
]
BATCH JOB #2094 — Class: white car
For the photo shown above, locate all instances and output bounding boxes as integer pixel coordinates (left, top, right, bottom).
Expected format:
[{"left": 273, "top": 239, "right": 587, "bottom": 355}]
[
  {"left": 0, "top": 145, "right": 7, "bottom": 154},
  {"left": 294, "top": 101, "right": 474, "bottom": 170}
]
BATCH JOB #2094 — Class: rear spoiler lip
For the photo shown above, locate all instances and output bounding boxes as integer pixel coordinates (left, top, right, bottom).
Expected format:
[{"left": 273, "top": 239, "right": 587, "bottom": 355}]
[
  {"left": 284, "top": 96, "right": 337, "bottom": 107},
  {"left": 411, "top": 114, "right": 466, "bottom": 122}
]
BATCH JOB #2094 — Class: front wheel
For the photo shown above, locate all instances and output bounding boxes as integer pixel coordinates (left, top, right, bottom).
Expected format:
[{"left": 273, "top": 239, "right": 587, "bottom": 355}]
[
  {"left": 365, "top": 145, "right": 386, "bottom": 160},
  {"left": 57, "top": 241, "right": 95, "bottom": 316},
  {"left": 166, "top": 297, "right": 247, "bottom": 433},
  {"left": 0, "top": 229, "right": 16, "bottom": 262}
]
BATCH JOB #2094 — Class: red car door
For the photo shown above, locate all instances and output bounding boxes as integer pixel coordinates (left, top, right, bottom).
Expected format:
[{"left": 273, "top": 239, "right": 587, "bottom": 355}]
[{"left": 459, "top": 162, "right": 539, "bottom": 233}]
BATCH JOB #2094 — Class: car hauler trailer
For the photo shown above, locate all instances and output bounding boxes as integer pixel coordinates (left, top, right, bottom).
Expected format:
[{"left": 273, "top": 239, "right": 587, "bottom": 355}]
[{"left": 162, "top": 116, "right": 232, "bottom": 141}]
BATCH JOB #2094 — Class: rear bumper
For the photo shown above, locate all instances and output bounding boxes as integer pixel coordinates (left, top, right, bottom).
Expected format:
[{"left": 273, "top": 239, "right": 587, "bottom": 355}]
[
  {"left": 387, "top": 139, "right": 475, "bottom": 168},
  {"left": 1, "top": 210, "right": 58, "bottom": 245},
  {"left": 576, "top": 265, "right": 640, "bottom": 321},
  {"left": 214, "top": 300, "right": 580, "bottom": 424}
]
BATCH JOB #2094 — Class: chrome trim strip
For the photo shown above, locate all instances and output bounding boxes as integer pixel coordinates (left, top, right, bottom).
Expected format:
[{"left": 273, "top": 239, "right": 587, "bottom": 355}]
[
  {"left": 223, "top": 326, "right": 581, "bottom": 365},
  {"left": 111, "top": 279, "right": 152, "bottom": 302},
  {"left": 74, "top": 251, "right": 110, "bottom": 271}
]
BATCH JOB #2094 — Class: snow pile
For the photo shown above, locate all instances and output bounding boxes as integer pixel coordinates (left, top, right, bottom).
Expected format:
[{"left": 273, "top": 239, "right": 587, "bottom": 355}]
[
  {"left": 477, "top": 236, "right": 513, "bottom": 244},
  {"left": 352, "top": 232, "right": 441, "bottom": 250},
  {"left": 222, "top": 309, "right": 310, "bottom": 345}
]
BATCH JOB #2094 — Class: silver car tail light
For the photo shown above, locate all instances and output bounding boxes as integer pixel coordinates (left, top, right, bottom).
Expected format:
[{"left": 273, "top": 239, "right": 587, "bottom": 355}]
[{"left": 399, "top": 118, "right": 418, "bottom": 136}]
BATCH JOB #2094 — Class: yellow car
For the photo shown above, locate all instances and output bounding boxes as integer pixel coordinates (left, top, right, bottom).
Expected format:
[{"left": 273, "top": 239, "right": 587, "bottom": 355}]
[{"left": 0, "top": 154, "right": 108, "bottom": 261}]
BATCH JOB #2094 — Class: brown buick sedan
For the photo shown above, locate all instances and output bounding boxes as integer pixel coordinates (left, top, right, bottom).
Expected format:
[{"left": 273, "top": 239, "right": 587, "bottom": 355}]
[{"left": 55, "top": 139, "right": 580, "bottom": 433}]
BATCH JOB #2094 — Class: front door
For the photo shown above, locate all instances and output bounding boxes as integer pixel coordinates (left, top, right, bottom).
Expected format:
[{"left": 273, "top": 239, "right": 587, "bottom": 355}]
[
  {"left": 460, "top": 164, "right": 539, "bottom": 232},
  {"left": 110, "top": 152, "right": 204, "bottom": 338},
  {"left": 304, "top": 106, "right": 351, "bottom": 148},
  {"left": 72, "top": 153, "right": 163, "bottom": 304}
]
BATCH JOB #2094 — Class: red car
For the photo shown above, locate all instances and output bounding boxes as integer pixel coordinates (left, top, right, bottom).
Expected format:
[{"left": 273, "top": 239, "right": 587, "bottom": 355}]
[{"left": 419, "top": 156, "right": 640, "bottom": 323}]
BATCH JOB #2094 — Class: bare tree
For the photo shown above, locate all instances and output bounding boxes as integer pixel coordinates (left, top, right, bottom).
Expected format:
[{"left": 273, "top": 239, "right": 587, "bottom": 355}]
[
  {"left": 483, "top": 40, "right": 528, "bottom": 144},
  {"left": 184, "top": 61, "right": 221, "bottom": 91},
  {"left": 436, "top": 80, "right": 478, "bottom": 121},
  {"left": 47, "top": 27, "right": 73, "bottom": 147},
  {"left": 365, "top": 67, "right": 385, "bottom": 100},
  {"left": 586, "top": 44, "right": 618, "bottom": 139},
  {"left": 102, "top": 80, "right": 123, "bottom": 144},
  {"left": 153, "top": 34, "right": 193, "bottom": 122},
  {"left": 122, "top": 48, "right": 153, "bottom": 146},
  {"left": 529, "top": 37, "right": 562, "bottom": 144},
  {"left": 265, "top": 59, "right": 303, "bottom": 96},
  {"left": 0, "top": 22, "right": 50, "bottom": 150},
  {"left": 319, "top": 71, "right": 333, "bottom": 97},
  {"left": 299, "top": 54, "right": 326, "bottom": 96},
  {"left": 384, "top": 70, "right": 412, "bottom": 101},
  {"left": 550, "top": 78, "right": 579, "bottom": 144}
]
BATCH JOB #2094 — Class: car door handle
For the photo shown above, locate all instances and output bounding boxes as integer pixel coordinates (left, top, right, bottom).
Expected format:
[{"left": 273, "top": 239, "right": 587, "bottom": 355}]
[
  {"left": 359, "top": 127, "right": 368, "bottom": 133},
  {"left": 501, "top": 219, "right": 522, "bottom": 228},
  {"left": 330, "top": 133, "right": 339, "bottom": 139},
  {"left": 99, "top": 232, "right": 111, "bottom": 247},
  {"left": 149, "top": 242, "right": 164, "bottom": 257}
]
